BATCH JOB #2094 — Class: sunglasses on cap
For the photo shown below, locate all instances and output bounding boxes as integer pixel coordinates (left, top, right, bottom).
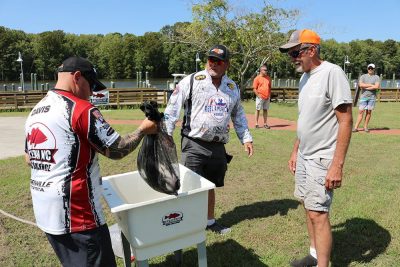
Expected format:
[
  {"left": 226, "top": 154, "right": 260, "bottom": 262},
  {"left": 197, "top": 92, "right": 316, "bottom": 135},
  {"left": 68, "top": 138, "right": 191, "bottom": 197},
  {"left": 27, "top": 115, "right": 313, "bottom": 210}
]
[
  {"left": 208, "top": 57, "right": 225, "bottom": 65},
  {"left": 287, "top": 45, "right": 313, "bottom": 59},
  {"left": 81, "top": 72, "right": 98, "bottom": 92}
]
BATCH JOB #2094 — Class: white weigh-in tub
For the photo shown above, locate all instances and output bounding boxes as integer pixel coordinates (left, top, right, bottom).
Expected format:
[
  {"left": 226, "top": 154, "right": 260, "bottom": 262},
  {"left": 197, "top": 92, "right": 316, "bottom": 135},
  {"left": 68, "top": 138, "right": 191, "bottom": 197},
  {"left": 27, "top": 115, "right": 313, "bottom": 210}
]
[{"left": 102, "top": 164, "right": 215, "bottom": 267}]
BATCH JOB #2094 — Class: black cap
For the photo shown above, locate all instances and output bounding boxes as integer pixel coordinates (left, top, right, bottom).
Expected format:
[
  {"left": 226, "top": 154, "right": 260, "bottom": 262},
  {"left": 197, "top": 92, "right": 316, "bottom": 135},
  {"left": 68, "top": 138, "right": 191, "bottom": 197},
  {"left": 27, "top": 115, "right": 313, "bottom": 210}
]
[
  {"left": 57, "top": 56, "right": 106, "bottom": 92},
  {"left": 207, "top": 45, "right": 230, "bottom": 61}
]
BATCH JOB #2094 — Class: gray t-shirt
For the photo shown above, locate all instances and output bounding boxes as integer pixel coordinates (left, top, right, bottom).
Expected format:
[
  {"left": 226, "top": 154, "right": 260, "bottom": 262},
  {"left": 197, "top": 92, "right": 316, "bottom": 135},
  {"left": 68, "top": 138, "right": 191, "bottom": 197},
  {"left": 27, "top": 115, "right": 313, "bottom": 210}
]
[
  {"left": 297, "top": 61, "right": 353, "bottom": 159},
  {"left": 359, "top": 73, "right": 380, "bottom": 99}
]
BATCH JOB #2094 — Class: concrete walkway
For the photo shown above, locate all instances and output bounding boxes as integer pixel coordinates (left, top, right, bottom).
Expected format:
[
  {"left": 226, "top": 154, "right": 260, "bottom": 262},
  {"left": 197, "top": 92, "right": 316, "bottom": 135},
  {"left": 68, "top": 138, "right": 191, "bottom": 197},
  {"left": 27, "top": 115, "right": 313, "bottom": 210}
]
[{"left": 0, "top": 117, "right": 27, "bottom": 159}]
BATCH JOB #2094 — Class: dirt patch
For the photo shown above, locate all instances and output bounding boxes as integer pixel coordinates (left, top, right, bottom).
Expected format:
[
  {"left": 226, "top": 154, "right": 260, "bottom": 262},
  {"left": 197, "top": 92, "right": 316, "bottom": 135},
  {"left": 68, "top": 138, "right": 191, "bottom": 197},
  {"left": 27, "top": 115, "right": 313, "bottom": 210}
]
[
  {"left": 107, "top": 115, "right": 400, "bottom": 135},
  {"left": 107, "top": 115, "right": 297, "bottom": 131}
]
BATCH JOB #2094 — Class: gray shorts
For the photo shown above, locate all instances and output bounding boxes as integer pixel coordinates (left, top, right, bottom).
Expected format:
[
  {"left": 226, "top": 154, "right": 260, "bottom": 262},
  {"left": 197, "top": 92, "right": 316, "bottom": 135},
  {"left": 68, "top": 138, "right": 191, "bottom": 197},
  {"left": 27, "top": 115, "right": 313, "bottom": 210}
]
[
  {"left": 181, "top": 136, "right": 227, "bottom": 187},
  {"left": 256, "top": 96, "right": 270, "bottom": 110},
  {"left": 294, "top": 154, "right": 333, "bottom": 212}
]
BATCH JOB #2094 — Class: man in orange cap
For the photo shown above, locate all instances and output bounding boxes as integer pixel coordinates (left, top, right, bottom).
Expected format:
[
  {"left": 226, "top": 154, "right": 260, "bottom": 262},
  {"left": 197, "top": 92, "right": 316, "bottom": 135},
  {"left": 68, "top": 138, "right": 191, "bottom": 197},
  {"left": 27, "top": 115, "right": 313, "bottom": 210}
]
[{"left": 280, "top": 30, "right": 353, "bottom": 267}]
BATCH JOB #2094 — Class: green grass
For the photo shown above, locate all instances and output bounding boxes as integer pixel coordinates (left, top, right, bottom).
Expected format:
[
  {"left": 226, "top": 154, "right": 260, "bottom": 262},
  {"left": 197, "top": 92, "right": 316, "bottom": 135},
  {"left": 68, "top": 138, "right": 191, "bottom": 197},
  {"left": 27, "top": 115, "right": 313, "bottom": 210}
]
[
  {"left": 1, "top": 103, "right": 400, "bottom": 266},
  {"left": 245, "top": 101, "right": 400, "bottom": 129},
  {"left": 2, "top": 100, "right": 400, "bottom": 129}
]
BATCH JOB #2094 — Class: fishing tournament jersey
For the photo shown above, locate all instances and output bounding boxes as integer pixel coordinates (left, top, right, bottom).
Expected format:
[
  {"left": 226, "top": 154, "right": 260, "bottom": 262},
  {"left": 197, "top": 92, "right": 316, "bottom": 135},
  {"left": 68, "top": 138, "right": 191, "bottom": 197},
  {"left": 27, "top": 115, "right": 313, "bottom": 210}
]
[
  {"left": 164, "top": 70, "right": 252, "bottom": 144},
  {"left": 24, "top": 89, "right": 119, "bottom": 235}
]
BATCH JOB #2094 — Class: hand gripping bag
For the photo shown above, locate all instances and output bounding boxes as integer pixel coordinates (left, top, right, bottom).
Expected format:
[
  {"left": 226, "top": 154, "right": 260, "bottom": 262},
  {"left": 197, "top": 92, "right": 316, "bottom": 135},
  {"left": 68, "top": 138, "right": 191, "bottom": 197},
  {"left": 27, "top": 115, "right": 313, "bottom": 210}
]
[{"left": 137, "top": 101, "right": 180, "bottom": 195}]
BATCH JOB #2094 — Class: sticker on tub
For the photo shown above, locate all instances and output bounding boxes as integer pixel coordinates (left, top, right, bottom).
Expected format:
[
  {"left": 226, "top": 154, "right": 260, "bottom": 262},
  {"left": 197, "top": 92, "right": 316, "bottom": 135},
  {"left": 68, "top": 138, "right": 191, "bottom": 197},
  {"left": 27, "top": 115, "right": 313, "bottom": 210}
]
[{"left": 162, "top": 212, "right": 183, "bottom": 226}]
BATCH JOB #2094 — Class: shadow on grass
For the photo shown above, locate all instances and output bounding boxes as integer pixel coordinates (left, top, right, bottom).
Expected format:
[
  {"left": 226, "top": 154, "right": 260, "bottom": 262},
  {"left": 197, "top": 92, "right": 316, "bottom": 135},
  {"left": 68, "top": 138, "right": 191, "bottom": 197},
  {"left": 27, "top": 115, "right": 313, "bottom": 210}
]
[
  {"left": 331, "top": 217, "right": 391, "bottom": 267},
  {"left": 219, "top": 199, "right": 300, "bottom": 227},
  {"left": 369, "top": 127, "right": 390, "bottom": 131},
  {"left": 270, "top": 124, "right": 292, "bottom": 128},
  {"left": 150, "top": 239, "right": 267, "bottom": 267}
]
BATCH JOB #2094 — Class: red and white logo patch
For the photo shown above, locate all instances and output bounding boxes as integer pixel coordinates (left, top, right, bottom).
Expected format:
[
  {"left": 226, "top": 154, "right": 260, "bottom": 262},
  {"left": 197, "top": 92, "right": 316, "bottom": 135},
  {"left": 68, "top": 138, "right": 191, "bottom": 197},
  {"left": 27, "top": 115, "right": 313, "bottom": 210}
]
[
  {"left": 162, "top": 211, "right": 183, "bottom": 226},
  {"left": 27, "top": 122, "right": 58, "bottom": 165}
]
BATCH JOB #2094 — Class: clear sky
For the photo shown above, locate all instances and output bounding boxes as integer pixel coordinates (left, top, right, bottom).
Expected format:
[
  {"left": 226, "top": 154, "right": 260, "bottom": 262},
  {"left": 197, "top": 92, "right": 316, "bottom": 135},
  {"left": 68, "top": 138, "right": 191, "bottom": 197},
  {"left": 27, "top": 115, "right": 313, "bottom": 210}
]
[{"left": 0, "top": 0, "right": 398, "bottom": 43}]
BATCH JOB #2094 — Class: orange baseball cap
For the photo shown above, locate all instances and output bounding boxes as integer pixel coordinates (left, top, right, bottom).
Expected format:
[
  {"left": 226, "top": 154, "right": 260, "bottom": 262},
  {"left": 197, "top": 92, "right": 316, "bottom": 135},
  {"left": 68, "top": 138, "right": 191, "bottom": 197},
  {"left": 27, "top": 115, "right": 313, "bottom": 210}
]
[{"left": 279, "top": 29, "right": 321, "bottom": 52}]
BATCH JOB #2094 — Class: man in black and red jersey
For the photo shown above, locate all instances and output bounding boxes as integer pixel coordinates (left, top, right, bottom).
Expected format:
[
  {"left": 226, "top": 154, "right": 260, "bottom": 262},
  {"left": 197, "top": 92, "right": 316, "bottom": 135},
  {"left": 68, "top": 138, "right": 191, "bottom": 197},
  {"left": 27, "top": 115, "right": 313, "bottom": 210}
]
[{"left": 24, "top": 56, "right": 157, "bottom": 267}]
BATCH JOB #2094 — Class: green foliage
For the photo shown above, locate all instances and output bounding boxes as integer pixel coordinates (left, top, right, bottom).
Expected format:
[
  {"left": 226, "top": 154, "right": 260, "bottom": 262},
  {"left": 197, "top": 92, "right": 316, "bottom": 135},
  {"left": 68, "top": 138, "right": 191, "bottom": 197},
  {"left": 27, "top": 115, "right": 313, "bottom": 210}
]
[
  {"left": 32, "top": 30, "right": 68, "bottom": 80},
  {"left": 96, "top": 33, "right": 126, "bottom": 79},
  {"left": 170, "top": 0, "right": 299, "bottom": 91},
  {"left": 161, "top": 22, "right": 195, "bottom": 74},
  {"left": 0, "top": 26, "right": 33, "bottom": 81}
]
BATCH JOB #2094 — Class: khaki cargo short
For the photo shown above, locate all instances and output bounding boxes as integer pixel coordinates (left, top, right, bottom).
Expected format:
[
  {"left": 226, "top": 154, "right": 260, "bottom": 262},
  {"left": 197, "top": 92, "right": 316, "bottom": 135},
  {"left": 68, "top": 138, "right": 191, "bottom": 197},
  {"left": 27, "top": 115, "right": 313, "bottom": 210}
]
[
  {"left": 256, "top": 96, "right": 270, "bottom": 110},
  {"left": 294, "top": 154, "right": 333, "bottom": 212}
]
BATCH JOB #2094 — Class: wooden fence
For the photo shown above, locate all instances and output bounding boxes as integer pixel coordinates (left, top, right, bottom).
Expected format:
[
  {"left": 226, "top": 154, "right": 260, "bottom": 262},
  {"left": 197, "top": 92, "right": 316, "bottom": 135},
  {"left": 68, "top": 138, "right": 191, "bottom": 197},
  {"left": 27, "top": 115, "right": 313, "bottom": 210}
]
[
  {"left": 245, "top": 87, "right": 400, "bottom": 103},
  {"left": 1, "top": 87, "right": 399, "bottom": 111},
  {"left": 0, "top": 88, "right": 168, "bottom": 110},
  {"left": 107, "top": 88, "right": 167, "bottom": 108}
]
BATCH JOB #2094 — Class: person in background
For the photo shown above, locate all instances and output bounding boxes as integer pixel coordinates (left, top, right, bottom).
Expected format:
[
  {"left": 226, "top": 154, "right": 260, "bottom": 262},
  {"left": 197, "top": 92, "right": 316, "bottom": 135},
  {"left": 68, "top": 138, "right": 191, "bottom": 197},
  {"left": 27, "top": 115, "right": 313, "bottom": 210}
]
[
  {"left": 352, "top": 63, "right": 380, "bottom": 133},
  {"left": 253, "top": 64, "right": 272, "bottom": 129},
  {"left": 279, "top": 29, "right": 353, "bottom": 267},
  {"left": 24, "top": 56, "right": 157, "bottom": 267},
  {"left": 164, "top": 44, "right": 253, "bottom": 235}
]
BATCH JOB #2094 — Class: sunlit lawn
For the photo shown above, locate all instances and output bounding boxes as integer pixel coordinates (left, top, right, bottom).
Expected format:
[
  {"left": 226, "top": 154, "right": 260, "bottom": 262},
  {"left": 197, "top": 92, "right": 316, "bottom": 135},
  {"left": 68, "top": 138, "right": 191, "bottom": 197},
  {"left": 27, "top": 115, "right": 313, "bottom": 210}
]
[{"left": 0, "top": 101, "right": 399, "bottom": 266}]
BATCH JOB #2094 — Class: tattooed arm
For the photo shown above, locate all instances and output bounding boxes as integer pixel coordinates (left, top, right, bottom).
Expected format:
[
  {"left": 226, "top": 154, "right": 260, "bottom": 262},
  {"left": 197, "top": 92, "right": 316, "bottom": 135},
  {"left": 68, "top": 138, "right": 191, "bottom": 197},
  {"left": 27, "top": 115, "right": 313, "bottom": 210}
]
[
  {"left": 86, "top": 107, "right": 158, "bottom": 160},
  {"left": 105, "top": 127, "right": 145, "bottom": 159},
  {"left": 103, "top": 118, "right": 158, "bottom": 159}
]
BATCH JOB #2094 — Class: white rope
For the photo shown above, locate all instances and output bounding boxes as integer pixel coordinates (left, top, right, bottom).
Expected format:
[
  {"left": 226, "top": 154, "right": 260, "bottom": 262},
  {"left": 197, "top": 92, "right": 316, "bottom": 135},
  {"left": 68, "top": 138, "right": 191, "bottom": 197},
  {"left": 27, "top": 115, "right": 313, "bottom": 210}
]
[{"left": 0, "top": 208, "right": 37, "bottom": 227}]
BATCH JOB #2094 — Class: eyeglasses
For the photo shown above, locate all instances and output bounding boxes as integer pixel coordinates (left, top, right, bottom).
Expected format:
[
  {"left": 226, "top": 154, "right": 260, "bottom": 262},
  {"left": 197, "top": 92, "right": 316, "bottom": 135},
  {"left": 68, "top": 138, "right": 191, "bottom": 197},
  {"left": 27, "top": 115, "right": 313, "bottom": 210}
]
[
  {"left": 287, "top": 46, "right": 312, "bottom": 58},
  {"left": 208, "top": 57, "right": 225, "bottom": 66}
]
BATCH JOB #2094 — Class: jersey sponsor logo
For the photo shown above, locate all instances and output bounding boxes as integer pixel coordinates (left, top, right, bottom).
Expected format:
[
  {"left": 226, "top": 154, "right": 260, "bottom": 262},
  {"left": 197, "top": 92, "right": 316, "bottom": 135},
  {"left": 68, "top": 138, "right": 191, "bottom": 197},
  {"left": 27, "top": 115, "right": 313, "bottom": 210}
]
[
  {"left": 26, "top": 123, "right": 58, "bottom": 170},
  {"left": 92, "top": 109, "right": 105, "bottom": 123},
  {"left": 28, "top": 149, "right": 57, "bottom": 163},
  {"left": 30, "top": 162, "right": 52, "bottom": 172},
  {"left": 227, "top": 83, "right": 235, "bottom": 90},
  {"left": 27, "top": 127, "right": 48, "bottom": 147},
  {"left": 204, "top": 94, "right": 229, "bottom": 122},
  {"left": 195, "top": 75, "right": 206, "bottom": 80},
  {"left": 106, "top": 127, "right": 115, "bottom": 136},
  {"left": 162, "top": 211, "right": 183, "bottom": 226},
  {"left": 30, "top": 179, "right": 53, "bottom": 192}
]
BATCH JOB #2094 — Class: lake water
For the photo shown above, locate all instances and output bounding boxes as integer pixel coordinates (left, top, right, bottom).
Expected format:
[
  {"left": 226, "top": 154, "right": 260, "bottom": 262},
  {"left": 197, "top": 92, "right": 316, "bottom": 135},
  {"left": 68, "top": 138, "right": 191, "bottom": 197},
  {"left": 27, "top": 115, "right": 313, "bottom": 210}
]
[{"left": 1, "top": 77, "right": 399, "bottom": 91}]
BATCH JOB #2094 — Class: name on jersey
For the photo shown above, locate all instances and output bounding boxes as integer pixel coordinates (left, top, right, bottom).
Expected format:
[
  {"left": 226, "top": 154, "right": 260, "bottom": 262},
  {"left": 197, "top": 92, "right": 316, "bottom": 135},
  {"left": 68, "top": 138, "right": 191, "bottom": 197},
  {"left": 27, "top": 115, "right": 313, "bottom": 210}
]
[{"left": 31, "top": 105, "right": 50, "bottom": 116}]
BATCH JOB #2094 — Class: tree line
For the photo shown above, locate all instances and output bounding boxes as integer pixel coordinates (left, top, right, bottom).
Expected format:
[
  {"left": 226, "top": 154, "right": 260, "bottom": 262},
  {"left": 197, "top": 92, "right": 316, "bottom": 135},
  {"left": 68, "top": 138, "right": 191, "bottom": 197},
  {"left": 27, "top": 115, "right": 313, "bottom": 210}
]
[{"left": 1, "top": 0, "right": 399, "bottom": 91}]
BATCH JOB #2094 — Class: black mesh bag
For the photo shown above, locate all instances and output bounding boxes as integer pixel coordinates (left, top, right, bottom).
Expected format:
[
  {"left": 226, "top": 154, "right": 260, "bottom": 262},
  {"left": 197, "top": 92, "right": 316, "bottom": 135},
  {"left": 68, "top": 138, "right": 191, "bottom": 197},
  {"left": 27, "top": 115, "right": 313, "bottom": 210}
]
[{"left": 137, "top": 101, "right": 180, "bottom": 195}]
